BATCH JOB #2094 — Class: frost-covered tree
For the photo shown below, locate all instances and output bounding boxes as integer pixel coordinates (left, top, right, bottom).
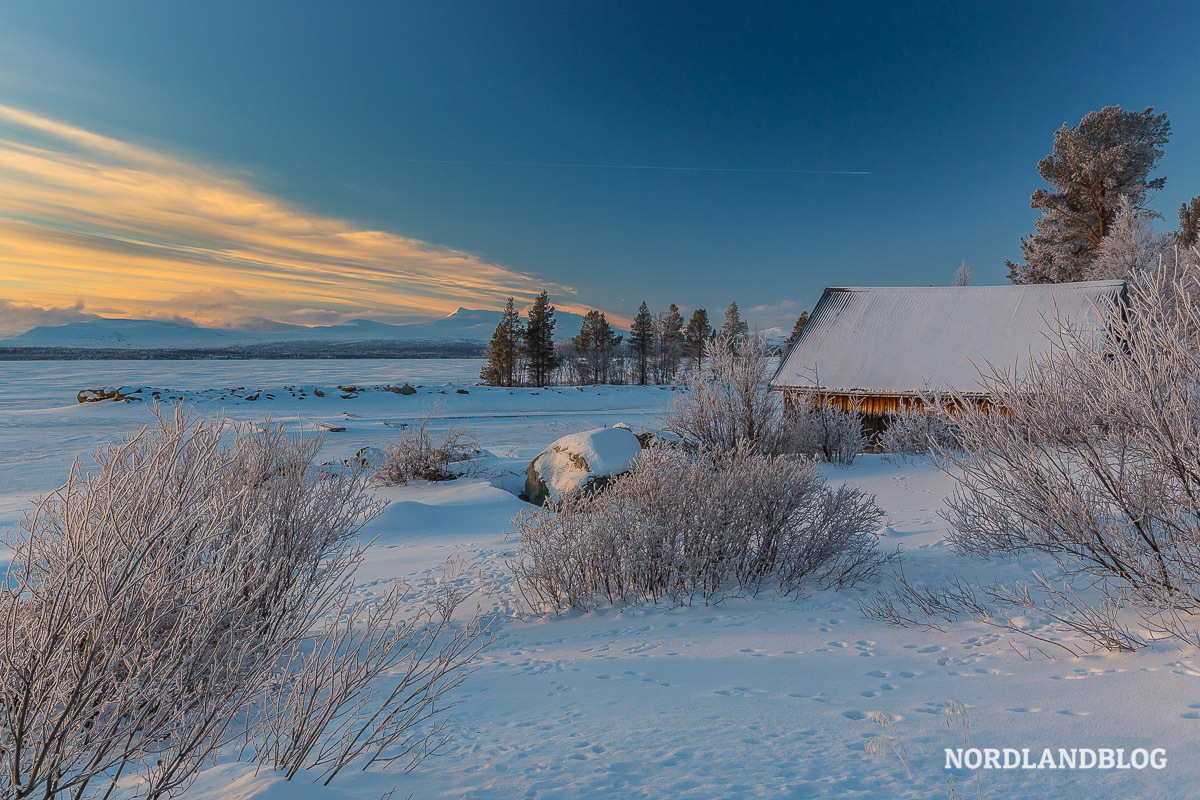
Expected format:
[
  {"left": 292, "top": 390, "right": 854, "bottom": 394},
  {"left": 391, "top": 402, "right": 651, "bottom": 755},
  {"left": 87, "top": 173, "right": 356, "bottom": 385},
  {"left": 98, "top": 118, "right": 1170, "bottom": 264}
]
[
  {"left": 663, "top": 333, "right": 785, "bottom": 454},
  {"left": 683, "top": 308, "right": 711, "bottom": 369},
  {"left": 629, "top": 301, "right": 653, "bottom": 385},
  {"left": 573, "top": 310, "right": 623, "bottom": 384},
  {"left": 721, "top": 301, "right": 749, "bottom": 350},
  {"left": 523, "top": 291, "right": 558, "bottom": 386},
  {"left": 783, "top": 311, "right": 808, "bottom": 352},
  {"left": 1179, "top": 194, "right": 1200, "bottom": 249},
  {"left": 554, "top": 338, "right": 580, "bottom": 384},
  {"left": 1087, "top": 198, "right": 1171, "bottom": 281},
  {"left": 952, "top": 260, "right": 974, "bottom": 286},
  {"left": 480, "top": 296, "right": 523, "bottom": 386},
  {"left": 1007, "top": 106, "right": 1171, "bottom": 284}
]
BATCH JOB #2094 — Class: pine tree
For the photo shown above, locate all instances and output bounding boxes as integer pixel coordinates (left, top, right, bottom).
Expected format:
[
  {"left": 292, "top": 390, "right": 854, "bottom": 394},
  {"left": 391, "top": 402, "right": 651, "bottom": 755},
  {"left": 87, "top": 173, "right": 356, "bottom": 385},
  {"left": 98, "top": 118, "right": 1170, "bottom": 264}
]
[
  {"left": 721, "top": 301, "right": 749, "bottom": 350},
  {"left": 573, "top": 310, "right": 622, "bottom": 384},
  {"left": 523, "top": 291, "right": 558, "bottom": 386},
  {"left": 783, "top": 311, "right": 808, "bottom": 352},
  {"left": 654, "top": 304, "right": 686, "bottom": 383},
  {"left": 629, "top": 301, "right": 653, "bottom": 385},
  {"left": 1180, "top": 194, "right": 1200, "bottom": 249},
  {"left": 1007, "top": 106, "right": 1171, "bottom": 284},
  {"left": 480, "top": 297, "right": 523, "bottom": 386},
  {"left": 683, "top": 308, "right": 711, "bottom": 368}
]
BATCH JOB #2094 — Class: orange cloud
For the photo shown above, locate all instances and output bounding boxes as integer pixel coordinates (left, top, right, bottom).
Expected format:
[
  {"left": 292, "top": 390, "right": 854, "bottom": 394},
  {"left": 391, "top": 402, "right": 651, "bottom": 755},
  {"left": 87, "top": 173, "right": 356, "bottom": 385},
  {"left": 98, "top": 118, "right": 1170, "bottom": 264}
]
[{"left": 0, "top": 104, "right": 583, "bottom": 331}]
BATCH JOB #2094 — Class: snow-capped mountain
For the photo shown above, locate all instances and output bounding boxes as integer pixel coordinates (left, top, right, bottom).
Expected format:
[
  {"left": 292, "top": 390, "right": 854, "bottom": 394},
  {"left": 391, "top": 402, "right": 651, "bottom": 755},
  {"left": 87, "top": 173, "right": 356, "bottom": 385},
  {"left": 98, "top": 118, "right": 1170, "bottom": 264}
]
[{"left": 1, "top": 307, "right": 592, "bottom": 350}]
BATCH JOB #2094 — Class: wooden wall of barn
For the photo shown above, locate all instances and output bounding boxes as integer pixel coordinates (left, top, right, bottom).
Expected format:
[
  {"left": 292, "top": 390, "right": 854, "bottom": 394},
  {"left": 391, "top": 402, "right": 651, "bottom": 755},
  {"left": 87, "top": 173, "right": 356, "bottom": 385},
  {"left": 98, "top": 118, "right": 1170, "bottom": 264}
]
[{"left": 780, "top": 389, "right": 993, "bottom": 441}]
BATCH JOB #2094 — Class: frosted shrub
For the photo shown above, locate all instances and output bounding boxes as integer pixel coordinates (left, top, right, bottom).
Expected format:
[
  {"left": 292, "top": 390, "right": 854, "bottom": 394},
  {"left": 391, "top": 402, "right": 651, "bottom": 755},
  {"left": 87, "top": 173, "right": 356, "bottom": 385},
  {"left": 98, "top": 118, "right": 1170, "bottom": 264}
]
[
  {"left": 248, "top": 556, "right": 487, "bottom": 783},
  {"left": 509, "top": 446, "right": 886, "bottom": 613},
  {"left": 936, "top": 256, "right": 1200, "bottom": 649},
  {"left": 0, "top": 408, "right": 483, "bottom": 798},
  {"left": 878, "top": 401, "right": 961, "bottom": 460},
  {"left": 662, "top": 333, "right": 788, "bottom": 454},
  {"left": 785, "top": 399, "right": 867, "bottom": 465},
  {"left": 375, "top": 406, "right": 478, "bottom": 484}
]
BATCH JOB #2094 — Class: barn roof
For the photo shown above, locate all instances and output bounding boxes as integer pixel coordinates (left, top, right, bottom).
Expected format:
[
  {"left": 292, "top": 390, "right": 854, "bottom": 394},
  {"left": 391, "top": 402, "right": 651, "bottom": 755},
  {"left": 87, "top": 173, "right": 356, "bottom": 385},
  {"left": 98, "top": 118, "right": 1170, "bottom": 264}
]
[{"left": 769, "top": 280, "right": 1127, "bottom": 396}]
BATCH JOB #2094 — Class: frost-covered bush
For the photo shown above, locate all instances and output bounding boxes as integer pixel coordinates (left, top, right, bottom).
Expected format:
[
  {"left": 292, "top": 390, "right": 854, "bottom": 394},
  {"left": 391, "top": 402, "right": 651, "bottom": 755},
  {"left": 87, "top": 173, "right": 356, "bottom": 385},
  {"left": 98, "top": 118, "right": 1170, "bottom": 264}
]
[
  {"left": 662, "top": 333, "right": 866, "bottom": 463},
  {"left": 878, "top": 402, "right": 961, "bottom": 460},
  {"left": 785, "top": 399, "right": 867, "bottom": 465},
  {"left": 509, "top": 445, "right": 886, "bottom": 613},
  {"left": 937, "top": 256, "right": 1200, "bottom": 650},
  {"left": 662, "top": 333, "right": 788, "bottom": 454},
  {"left": 0, "top": 408, "right": 483, "bottom": 798},
  {"left": 375, "top": 407, "right": 478, "bottom": 484}
]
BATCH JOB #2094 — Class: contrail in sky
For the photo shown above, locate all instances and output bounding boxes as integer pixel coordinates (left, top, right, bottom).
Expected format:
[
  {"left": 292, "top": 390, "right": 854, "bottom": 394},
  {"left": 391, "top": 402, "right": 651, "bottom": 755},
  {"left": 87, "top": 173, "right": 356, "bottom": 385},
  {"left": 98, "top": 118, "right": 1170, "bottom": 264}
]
[
  {"left": 394, "top": 158, "right": 870, "bottom": 175},
  {"left": 304, "top": 154, "right": 869, "bottom": 175}
]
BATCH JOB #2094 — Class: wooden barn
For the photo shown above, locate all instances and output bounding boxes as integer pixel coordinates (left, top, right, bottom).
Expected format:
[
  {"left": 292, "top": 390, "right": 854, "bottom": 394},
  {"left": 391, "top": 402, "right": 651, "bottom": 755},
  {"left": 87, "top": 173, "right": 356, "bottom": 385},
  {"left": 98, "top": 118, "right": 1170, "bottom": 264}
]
[{"left": 769, "top": 280, "right": 1128, "bottom": 425}]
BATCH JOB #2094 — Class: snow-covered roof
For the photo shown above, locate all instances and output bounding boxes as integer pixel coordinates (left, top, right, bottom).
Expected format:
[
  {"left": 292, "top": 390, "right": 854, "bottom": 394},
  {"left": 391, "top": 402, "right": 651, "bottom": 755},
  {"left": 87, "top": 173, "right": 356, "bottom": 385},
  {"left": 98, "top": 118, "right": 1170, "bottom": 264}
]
[{"left": 770, "top": 280, "right": 1127, "bottom": 395}]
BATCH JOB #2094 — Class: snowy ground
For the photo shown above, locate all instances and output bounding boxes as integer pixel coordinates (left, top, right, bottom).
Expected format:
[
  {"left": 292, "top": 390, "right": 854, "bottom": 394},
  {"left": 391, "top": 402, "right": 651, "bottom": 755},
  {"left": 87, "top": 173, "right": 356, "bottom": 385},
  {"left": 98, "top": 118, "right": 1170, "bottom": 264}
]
[{"left": 1, "top": 358, "right": 1197, "bottom": 798}]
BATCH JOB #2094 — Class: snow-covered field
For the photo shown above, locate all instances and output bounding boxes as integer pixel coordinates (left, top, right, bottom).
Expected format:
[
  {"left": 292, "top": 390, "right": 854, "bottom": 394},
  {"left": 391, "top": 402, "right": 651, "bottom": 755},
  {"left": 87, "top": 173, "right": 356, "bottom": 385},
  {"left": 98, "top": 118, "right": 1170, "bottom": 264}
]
[{"left": 1, "top": 358, "right": 1196, "bottom": 798}]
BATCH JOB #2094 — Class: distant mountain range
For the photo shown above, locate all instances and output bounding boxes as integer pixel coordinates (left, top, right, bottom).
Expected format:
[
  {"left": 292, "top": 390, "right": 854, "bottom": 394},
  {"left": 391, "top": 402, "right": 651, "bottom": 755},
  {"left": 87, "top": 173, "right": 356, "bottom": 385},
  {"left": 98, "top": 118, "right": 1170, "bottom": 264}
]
[{"left": 1, "top": 307, "right": 593, "bottom": 353}]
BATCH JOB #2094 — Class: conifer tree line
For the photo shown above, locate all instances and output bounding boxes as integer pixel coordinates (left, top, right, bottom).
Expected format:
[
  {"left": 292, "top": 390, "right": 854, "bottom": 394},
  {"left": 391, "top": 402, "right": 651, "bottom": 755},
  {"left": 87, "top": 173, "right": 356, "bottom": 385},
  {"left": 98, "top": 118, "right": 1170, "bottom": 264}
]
[
  {"left": 482, "top": 295, "right": 801, "bottom": 386},
  {"left": 1006, "top": 105, "right": 1200, "bottom": 285}
]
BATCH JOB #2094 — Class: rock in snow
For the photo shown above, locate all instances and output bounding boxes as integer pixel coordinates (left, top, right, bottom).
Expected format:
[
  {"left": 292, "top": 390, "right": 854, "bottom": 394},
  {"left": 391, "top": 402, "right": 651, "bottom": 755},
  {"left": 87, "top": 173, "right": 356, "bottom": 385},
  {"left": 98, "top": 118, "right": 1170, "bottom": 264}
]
[{"left": 523, "top": 426, "right": 642, "bottom": 506}]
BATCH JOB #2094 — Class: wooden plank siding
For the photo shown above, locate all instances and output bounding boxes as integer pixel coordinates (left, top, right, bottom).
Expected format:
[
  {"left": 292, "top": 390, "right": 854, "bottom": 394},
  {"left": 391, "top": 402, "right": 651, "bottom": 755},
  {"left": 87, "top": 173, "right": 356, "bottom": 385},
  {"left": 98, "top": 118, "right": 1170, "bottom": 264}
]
[
  {"left": 781, "top": 389, "right": 994, "bottom": 444},
  {"left": 781, "top": 389, "right": 992, "bottom": 416}
]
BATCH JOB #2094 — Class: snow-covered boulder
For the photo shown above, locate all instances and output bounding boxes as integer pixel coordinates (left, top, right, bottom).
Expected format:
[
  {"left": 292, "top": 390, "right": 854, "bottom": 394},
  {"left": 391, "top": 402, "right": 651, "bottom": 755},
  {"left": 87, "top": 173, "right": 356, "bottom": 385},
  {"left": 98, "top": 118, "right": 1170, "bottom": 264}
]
[{"left": 523, "top": 426, "right": 642, "bottom": 506}]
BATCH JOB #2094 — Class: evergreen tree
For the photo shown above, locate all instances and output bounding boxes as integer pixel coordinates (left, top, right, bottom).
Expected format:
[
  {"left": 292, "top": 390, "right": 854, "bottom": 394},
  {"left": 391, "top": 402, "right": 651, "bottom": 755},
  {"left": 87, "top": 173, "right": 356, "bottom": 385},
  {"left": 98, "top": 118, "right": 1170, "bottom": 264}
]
[
  {"left": 1179, "top": 194, "right": 1200, "bottom": 249},
  {"left": 783, "top": 311, "right": 808, "bottom": 352},
  {"left": 629, "top": 301, "right": 653, "bottom": 385},
  {"left": 654, "top": 304, "right": 686, "bottom": 383},
  {"left": 573, "top": 310, "right": 623, "bottom": 384},
  {"left": 480, "top": 297, "right": 523, "bottom": 386},
  {"left": 721, "top": 301, "right": 749, "bottom": 350},
  {"left": 684, "top": 308, "right": 711, "bottom": 368},
  {"left": 1007, "top": 106, "right": 1172, "bottom": 284},
  {"left": 523, "top": 291, "right": 558, "bottom": 386}
]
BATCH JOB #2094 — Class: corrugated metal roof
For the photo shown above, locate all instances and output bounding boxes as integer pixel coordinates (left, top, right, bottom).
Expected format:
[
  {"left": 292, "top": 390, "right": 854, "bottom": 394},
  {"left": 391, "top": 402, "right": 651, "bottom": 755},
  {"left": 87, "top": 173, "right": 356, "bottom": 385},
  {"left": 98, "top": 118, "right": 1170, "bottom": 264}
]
[{"left": 770, "top": 280, "right": 1126, "bottom": 395}]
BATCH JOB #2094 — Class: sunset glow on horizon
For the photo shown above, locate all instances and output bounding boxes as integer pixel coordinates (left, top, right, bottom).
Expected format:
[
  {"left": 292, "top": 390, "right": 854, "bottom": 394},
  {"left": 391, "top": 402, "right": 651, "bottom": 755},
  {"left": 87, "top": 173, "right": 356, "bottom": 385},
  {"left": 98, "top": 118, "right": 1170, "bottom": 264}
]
[{"left": 0, "top": 104, "right": 588, "bottom": 334}]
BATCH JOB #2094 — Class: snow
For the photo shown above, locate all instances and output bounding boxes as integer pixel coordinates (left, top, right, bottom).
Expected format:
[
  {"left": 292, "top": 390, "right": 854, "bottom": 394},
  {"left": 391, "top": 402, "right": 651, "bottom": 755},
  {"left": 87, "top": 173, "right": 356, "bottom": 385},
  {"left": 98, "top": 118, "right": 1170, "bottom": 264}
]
[
  {"left": 771, "top": 281, "right": 1127, "bottom": 395},
  {"left": 528, "top": 426, "right": 643, "bottom": 503},
  {"left": 0, "top": 356, "right": 1194, "bottom": 798}
]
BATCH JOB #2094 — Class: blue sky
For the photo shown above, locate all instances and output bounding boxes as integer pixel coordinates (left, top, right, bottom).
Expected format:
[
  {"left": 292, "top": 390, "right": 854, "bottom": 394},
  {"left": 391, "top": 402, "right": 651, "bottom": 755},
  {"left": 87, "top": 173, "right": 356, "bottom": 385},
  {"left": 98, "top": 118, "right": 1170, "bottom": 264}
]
[{"left": 0, "top": 0, "right": 1198, "bottom": 333}]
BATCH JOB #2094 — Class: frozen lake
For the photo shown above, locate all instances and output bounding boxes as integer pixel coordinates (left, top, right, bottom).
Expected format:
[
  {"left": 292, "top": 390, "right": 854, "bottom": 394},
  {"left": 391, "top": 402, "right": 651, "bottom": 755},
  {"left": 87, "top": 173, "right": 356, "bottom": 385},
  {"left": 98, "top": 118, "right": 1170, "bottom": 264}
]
[{"left": 0, "top": 358, "right": 485, "bottom": 410}]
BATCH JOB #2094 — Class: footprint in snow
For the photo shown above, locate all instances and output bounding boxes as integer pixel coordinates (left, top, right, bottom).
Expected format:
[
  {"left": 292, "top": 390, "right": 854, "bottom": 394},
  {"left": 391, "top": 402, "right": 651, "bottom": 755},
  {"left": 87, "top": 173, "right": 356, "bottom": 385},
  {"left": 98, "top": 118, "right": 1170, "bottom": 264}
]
[{"left": 714, "top": 687, "right": 768, "bottom": 697}]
